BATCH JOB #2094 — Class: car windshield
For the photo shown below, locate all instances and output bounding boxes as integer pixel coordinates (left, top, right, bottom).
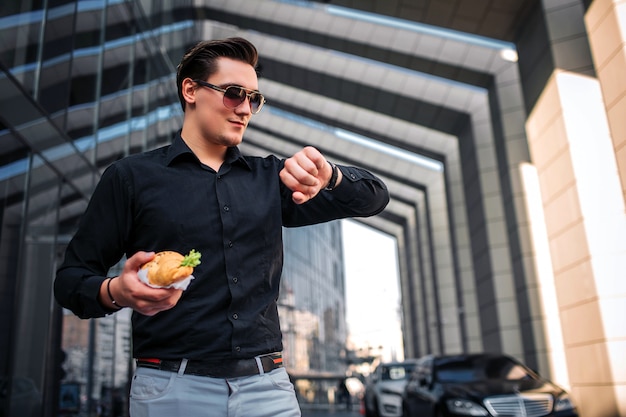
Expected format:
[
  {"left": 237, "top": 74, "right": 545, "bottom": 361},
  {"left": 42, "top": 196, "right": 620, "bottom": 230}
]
[
  {"left": 381, "top": 363, "right": 415, "bottom": 381},
  {"left": 434, "top": 356, "right": 532, "bottom": 383}
]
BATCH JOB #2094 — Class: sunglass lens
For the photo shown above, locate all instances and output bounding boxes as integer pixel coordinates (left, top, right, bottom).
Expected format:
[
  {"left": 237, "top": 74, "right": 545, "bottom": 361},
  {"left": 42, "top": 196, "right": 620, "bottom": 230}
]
[
  {"left": 223, "top": 86, "right": 246, "bottom": 107},
  {"left": 249, "top": 93, "right": 262, "bottom": 113}
]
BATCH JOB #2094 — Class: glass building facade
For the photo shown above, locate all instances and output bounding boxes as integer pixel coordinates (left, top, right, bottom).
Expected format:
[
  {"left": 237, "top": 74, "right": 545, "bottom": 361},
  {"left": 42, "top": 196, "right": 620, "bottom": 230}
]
[
  {"left": 2, "top": 1, "right": 190, "bottom": 415},
  {"left": 1, "top": 1, "right": 348, "bottom": 415},
  {"left": 281, "top": 224, "right": 347, "bottom": 376}
]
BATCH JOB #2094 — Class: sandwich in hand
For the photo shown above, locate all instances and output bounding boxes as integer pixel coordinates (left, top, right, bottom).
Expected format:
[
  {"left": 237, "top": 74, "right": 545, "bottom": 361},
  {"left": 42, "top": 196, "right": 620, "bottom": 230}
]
[{"left": 139, "top": 249, "right": 201, "bottom": 288}]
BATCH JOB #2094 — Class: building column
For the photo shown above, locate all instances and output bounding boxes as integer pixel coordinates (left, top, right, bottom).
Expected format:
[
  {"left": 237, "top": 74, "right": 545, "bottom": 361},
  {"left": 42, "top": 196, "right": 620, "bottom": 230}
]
[
  {"left": 586, "top": 0, "right": 626, "bottom": 211},
  {"left": 526, "top": 69, "right": 626, "bottom": 417}
]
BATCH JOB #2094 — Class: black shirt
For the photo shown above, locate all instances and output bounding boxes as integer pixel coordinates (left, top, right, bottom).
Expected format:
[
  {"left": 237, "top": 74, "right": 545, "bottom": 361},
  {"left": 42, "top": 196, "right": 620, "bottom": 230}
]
[{"left": 54, "top": 133, "right": 389, "bottom": 360}]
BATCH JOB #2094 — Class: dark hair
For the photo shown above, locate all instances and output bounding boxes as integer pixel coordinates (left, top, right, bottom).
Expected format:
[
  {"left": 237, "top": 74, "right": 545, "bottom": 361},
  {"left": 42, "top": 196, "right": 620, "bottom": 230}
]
[{"left": 176, "top": 37, "right": 259, "bottom": 111}]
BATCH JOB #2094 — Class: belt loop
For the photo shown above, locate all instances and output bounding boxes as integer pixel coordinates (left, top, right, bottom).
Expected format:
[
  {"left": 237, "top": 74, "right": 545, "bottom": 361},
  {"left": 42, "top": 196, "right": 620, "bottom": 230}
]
[
  {"left": 254, "top": 356, "right": 265, "bottom": 375},
  {"left": 178, "top": 358, "right": 188, "bottom": 377}
]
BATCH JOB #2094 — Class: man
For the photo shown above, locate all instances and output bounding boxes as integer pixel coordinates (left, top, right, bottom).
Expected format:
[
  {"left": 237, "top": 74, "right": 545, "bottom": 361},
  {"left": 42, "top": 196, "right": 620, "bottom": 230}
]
[{"left": 55, "top": 37, "right": 389, "bottom": 417}]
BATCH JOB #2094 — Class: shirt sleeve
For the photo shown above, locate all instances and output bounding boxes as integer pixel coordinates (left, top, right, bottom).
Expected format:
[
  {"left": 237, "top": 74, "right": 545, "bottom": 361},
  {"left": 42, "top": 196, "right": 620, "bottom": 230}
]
[
  {"left": 54, "top": 163, "right": 132, "bottom": 318},
  {"left": 281, "top": 164, "right": 390, "bottom": 227}
]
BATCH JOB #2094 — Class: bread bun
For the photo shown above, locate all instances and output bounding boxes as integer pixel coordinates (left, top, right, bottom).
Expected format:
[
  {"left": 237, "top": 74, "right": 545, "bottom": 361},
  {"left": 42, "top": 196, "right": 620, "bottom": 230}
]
[{"left": 141, "top": 250, "right": 201, "bottom": 287}]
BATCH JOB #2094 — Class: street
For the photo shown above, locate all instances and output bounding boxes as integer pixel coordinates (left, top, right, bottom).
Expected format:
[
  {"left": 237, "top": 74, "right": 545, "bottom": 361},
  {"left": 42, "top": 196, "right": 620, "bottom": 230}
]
[
  {"left": 302, "top": 412, "right": 360, "bottom": 417},
  {"left": 301, "top": 404, "right": 362, "bottom": 417},
  {"left": 301, "top": 408, "right": 361, "bottom": 417}
]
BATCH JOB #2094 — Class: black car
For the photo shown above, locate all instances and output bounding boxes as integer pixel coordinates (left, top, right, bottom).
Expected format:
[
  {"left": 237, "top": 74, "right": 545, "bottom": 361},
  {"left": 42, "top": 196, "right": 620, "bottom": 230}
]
[{"left": 402, "top": 353, "right": 578, "bottom": 417}]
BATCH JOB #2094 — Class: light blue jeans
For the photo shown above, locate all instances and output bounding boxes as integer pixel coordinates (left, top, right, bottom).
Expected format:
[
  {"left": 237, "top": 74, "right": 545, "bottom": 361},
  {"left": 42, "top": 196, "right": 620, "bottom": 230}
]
[{"left": 129, "top": 361, "right": 301, "bottom": 417}]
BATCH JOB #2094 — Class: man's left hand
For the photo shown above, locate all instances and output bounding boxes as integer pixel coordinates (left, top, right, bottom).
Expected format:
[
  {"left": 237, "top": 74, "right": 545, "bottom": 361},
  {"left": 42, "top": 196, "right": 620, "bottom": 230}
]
[{"left": 280, "top": 146, "right": 338, "bottom": 204}]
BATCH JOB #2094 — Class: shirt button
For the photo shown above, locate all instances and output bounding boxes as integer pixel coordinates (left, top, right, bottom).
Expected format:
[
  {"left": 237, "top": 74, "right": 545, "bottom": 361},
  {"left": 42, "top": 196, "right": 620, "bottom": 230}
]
[
  {"left": 235, "top": 346, "right": 241, "bottom": 352},
  {"left": 350, "top": 173, "right": 356, "bottom": 179},
  {"left": 223, "top": 205, "right": 229, "bottom": 212},
  {"left": 228, "top": 241, "right": 233, "bottom": 248},
  {"left": 233, "top": 313, "right": 239, "bottom": 320},
  {"left": 232, "top": 277, "right": 238, "bottom": 283}
]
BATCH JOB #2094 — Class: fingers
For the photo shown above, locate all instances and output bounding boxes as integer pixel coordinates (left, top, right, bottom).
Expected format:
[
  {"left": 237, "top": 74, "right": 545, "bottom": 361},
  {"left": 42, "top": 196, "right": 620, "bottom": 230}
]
[
  {"left": 132, "top": 288, "right": 183, "bottom": 316},
  {"left": 289, "top": 191, "right": 308, "bottom": 205},
  {"left": 301, "top": 145, "right": 328, "bottom": 171},
  {"left": 280, "top": 146, "right": 331, "bottom": 204},
  {"left": 284, "top": 148, "right": 322, "bottom": 186},
  {"left": 124, "top": 250, "right": 155, "bottom": 273}
]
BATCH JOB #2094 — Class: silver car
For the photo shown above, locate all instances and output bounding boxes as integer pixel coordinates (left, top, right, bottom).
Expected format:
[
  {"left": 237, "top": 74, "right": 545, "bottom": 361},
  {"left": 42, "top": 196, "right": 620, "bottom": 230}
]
[{"left": 364, "top": 359, "right": 418, "bottom": 417}]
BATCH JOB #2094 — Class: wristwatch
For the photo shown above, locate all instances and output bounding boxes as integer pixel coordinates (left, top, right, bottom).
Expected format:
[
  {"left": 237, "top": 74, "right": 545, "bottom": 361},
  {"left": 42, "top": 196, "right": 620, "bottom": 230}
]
[{"left": 324, "top": 161, "right": 339, "bottom": 191}]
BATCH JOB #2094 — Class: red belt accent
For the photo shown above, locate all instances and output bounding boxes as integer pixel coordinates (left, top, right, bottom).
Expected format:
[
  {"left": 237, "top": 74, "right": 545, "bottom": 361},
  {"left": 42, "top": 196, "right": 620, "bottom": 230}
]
[{"left": 138, "top": 358, "right": 161, "bottom": 364}]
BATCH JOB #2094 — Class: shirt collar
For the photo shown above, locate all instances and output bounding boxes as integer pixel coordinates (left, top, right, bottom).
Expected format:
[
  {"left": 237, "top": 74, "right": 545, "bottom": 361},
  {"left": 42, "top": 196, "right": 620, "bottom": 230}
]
[{"left": 166, "top": 131, "right": 251, "bottom": 170}]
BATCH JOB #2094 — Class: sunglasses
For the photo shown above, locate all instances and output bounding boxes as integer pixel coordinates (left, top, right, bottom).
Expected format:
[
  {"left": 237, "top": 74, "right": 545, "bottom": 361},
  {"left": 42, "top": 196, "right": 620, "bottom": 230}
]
[{"left": 193, "top": 79, "right": 266, "bottom": 114}]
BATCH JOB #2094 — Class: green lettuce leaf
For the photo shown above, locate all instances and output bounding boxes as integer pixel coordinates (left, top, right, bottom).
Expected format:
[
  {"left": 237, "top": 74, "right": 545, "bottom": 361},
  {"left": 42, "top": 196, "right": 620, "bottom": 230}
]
[{"left": 181, "top": 249, "right": 201, "bottom": 267}]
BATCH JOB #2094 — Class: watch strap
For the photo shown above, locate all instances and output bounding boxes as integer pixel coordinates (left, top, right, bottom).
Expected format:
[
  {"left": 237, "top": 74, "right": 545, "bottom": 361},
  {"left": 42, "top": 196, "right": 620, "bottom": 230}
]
[{"left": 324, "top": 161, "right": 339, "bottom": 191}]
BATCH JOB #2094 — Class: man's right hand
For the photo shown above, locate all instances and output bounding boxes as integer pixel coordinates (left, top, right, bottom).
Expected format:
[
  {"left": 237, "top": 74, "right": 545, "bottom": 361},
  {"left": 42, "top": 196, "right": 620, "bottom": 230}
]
[{"left": 101, "top": 251, "right": 184, "bottom": 316}]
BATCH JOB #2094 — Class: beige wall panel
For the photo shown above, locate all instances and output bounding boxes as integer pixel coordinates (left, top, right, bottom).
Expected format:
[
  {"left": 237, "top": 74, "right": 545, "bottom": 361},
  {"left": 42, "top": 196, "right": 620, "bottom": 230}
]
[
  {"left": 539, "top": 153, "right": 577, "bottom": 204},
  {"left": 585, "top": 0, "right": 617, "bottom": 30},
  {"left": 607, "top": 96, "right": 626, "bottom": 149},
  {"left": 529, "top": 117, "right": 569, "bottom": 170},
  {"left": 560, "top": 299, "right": 605, "bottom": 346},
  {"left": 595, "top": 50, "right": 626, "bottom": 108},
  {"left": 585, "top": 0, "right": 624, "bottom": 69},
  {"left": 552, "top": 261, "right": 595, "bottom": 307},
  {"left": 571, "top": 384, "right": 620, "bottom": 417},
  {"left": 542, "top": 186, "right": 582, "bottom": 236},
  {"left": 587, "top": 0, "right": 626, "bottom": 207},
  {"left": 526, "top": 85, "right": 567, "bottom": 143},
  {"left": 568, "top": 339, "right": 621, "bottom": 416},
  {"left": 607, "top": 339, "right": 626, "bottom": 390},
  {"left": 525, "top": 72, "right": 622, "bottom": 415},
  {"left": 608, "top": 94, "right": 626, "bottom": 199},
  {"left": 548, "top": 221, "right": 588, "bottom": 274}
]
